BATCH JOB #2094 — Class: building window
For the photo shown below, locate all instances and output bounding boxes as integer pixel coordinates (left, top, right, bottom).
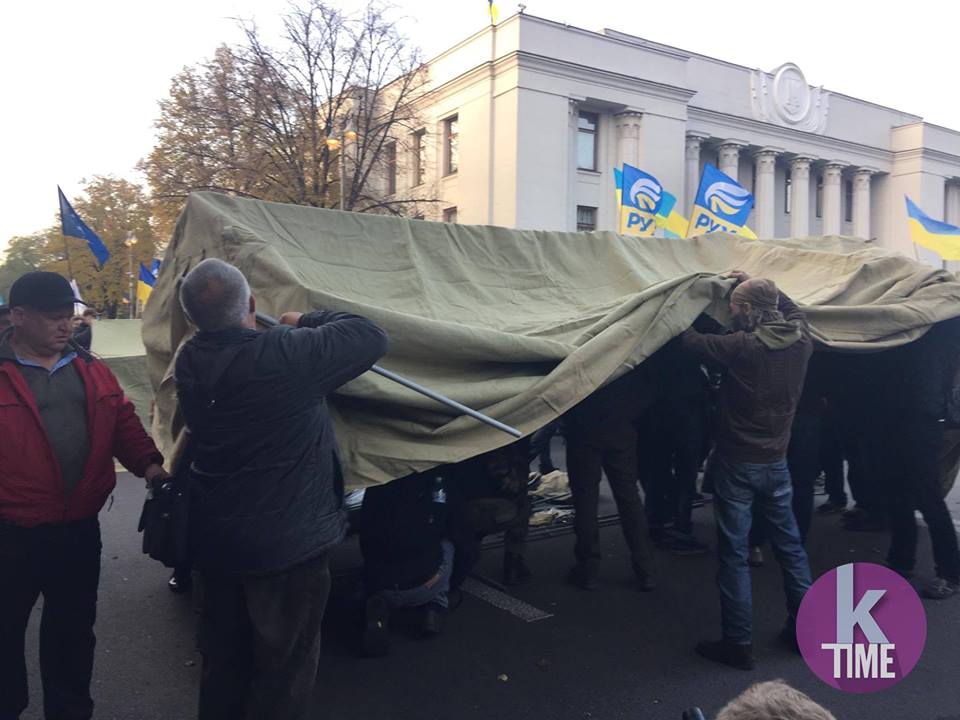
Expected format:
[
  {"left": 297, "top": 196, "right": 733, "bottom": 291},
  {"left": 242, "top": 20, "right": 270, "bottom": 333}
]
[
  {"left": 443, "top": 115, "right": 459, "bottom": 176},
  {"left": 844, "top": 179, "right": 854, "bottom": 222},
  {"left": 442, "top": 207, "right": 458, "bottom": 223},
  {"left": 384, "top": 141, "right": 397, "bottom": 195},
  {"left": 576, "top": 205, "right": 597, "bottom": 231},
  {"left": 577, "top": 111, "right": 598, "bottom": 171},
  {"left": 815, "top": 175, "right": 824, "bottom": 218},
  {"left": 784, "top": 170, "right": 792, "bottom": 214},
  {"left": 412, "top": 129, "right": 427, "bottom": 186}
]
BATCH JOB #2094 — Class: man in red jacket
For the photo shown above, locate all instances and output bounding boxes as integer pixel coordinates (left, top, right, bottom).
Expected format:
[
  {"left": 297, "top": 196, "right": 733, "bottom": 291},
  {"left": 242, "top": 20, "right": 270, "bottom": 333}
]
[{"left": 0, "top": 272, "right": 166, "bottom": 720}]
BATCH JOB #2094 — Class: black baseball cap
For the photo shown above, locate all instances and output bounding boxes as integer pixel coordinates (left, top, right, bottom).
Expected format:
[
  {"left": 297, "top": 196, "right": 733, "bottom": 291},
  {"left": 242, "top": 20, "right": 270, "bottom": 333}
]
[{"left": 9, "top": 272, "right": 84, "bottom": 310}]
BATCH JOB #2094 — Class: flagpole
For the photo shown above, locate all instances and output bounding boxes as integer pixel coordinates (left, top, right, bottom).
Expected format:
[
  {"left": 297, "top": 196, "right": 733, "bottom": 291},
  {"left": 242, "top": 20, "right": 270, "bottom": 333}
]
[{"left": 61, "top": 235, "right": 75, "bottom": 281}]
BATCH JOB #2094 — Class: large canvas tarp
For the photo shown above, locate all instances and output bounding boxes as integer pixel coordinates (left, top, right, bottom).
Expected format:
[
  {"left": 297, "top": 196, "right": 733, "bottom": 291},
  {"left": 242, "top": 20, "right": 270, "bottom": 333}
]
[
  {"left": 90, "top": 319, "right": 152, "bottom": 431},
  {"left": 143, "top": 192, "right": 960, "bottom": 489}
]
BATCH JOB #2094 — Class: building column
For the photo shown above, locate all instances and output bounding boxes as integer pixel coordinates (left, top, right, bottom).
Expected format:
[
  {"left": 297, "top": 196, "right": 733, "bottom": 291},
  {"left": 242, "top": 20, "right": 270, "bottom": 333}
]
[
  {"left": 615, "top": 111, "right": 643, "bottom": 170},
  {"left": 946, "top": 181, "right": 960, "bottom": 226},
  {"left": 752, "top": 148, "right": 781, "bottom": 238},
  {"left": 790, "top": 156, "right": 814, "bottom": 237},
  {"left": 685, "top": 133, "right": 709, "bottom": 212},
  {"left": 717, "top": 140, "right": 748, "bottom": 181},
  {"left": 822, "top": 162, "right": 845, "bottom": 236},
  {"left": 852, "top": 168, "right": 875, "bottom": 239},
  {"left": 567, "top": 99, "right": 580, "bottom": 230}
]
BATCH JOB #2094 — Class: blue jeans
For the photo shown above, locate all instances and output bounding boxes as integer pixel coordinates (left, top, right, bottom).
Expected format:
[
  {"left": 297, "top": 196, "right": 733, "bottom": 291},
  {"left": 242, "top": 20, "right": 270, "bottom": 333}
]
[
  {"left": 710, "top": 455, "right": 812, "bottom": 644},
  {"left": 379, "top": 540, "right": 454, "bottom": 610}
]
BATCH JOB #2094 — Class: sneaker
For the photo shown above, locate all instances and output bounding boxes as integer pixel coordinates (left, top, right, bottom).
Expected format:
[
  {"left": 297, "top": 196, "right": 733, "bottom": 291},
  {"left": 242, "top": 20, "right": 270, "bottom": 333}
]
[
  {"left": 748, "top": 546, "right": 764, "bottom": 567},
  {"left": 361, "top": 594, "right": 391, "bottom": 657},
  {"left": 167, "top": 571, "right": 192, "bottom": 594},
  {"left": 921, "top": 577, "right": 960, "bottom": 600},
  {"left": 420, "top": 603, "right": 445, "bottom": 637},
  {"left": 695, "top": 639, "right": 756, "bottom": 670},
  {"left": 503, "top": 553, "right": 533, "bottom": 586},
  {"left": 566, "top": 564, "right": 599, "bottom": 591},
  {"left": 817, "top": 499, "right": 847, "bottom": 515}
]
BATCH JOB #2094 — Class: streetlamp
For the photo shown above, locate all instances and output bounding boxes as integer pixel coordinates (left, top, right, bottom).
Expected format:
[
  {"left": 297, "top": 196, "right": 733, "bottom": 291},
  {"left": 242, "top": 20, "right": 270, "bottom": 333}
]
[
  {"left": 326, "top": 125, "right": 357, "bottom": 211},
  {"left": 124, "top": 232, "right": 138, "bottom": 319}
]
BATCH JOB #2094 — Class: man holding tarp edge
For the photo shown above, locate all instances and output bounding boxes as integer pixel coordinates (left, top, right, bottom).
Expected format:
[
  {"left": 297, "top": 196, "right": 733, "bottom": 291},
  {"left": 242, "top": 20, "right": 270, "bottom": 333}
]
[
  {"left": 174, "top": 258, "right": 387, "bottom": 720},
  {"left": 681, "top": 271, "right": 813, "bottom": 670}
]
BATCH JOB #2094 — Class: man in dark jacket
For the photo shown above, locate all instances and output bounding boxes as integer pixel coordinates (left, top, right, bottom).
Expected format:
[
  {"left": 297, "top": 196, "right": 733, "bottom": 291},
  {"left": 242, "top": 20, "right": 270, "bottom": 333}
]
[
  {"left": 681, "top": 272, "right": 813, "bottom": 670},
  {"left": 564, "top": 351, "right": 665, "bottom": 592},
  {"left": 0, "top": 271, "right": 166, "bottom": 720},
  {"left": 175, "top": 259, "right": 388, "bottom": 720},
  {"left": 881, "top": 317, "right": 960, "bottom": 599}
]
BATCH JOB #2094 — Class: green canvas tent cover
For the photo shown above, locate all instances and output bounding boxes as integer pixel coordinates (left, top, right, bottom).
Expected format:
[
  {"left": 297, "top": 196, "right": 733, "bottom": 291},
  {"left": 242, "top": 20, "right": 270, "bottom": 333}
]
[
  {"left": 143, "top": 192, "right": 960, "bottom": 490},
  {"left": 90, "top": 319, "right": 153, "bottom": 431}
]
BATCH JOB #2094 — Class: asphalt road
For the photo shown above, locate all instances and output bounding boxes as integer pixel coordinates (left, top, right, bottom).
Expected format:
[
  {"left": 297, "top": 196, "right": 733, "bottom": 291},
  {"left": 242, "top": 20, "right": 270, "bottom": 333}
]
[{"left": 18, "top": 472, "right": 960, "bottom": 720}]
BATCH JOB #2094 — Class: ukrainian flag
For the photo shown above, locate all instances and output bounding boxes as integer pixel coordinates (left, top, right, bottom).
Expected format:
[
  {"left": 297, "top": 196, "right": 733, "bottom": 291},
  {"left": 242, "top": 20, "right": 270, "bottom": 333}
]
[
  {"left": 686, "top": 164, "right": 755, "bottom": 238},
  {"left": 906, "top": 196, "right": 960, "bottom": 260},
  {"left": 654, "top": 191, "right": 689, "bottom": 239},
  {"left": 137, "top": 262, "right": 156, "bottom": 306},
  {"left": 620, "top": 164, "right": 663, "bottom": 237}
]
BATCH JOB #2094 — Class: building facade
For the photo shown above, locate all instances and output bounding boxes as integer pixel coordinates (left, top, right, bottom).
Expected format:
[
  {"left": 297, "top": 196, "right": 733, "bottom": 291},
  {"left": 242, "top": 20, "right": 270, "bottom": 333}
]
[{"left": 386, "top": 14, "right": 960, "bottom": 260}]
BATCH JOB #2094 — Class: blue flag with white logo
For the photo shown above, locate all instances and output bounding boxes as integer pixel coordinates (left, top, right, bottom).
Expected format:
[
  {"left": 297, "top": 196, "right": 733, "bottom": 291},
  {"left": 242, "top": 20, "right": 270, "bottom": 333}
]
[
  {"left": 620, "top": 164, "right": 663, "bottom": 237},
  {"left": 58, "top": 186, "right": 111, "bottom": 268},
  {"left": 686, "top": 164, "right": 755, "bottom": 238}
]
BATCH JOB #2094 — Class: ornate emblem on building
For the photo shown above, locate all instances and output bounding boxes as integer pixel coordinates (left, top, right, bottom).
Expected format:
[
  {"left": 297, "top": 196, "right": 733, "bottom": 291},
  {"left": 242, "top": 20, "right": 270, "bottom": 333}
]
[{"left": 750, "top": 63, "right": 829, "bottom": 134}]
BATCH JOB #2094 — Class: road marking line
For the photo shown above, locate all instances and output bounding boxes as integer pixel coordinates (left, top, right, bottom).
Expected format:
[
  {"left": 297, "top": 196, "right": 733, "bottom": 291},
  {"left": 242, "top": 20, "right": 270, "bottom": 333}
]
[{"left": 460, "top": 577, "right": 554, "bottom": 622}]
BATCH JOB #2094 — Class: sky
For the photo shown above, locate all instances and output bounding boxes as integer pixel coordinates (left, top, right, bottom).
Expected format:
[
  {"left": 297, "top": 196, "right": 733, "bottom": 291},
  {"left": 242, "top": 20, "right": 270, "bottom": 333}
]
[{"left": 1, "top": 0, "right": 956, "bottom": 252}]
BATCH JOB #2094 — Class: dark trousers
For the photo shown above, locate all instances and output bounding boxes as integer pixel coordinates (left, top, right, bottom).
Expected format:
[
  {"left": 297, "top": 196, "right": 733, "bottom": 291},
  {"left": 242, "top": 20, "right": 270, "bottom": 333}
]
[
  {"left": 0, "top": 518, "right": 101, "bottom": 720},
  {"left": 820, "top": 411, "right": 847, "bottom": 505},
  {"left": 885, "top": 416, "right": 960, "bottom": 582},
  {"left": 529, "top": 421, "right": 561, "bottom": 474},
  {"left": 567, "top": 422, "right": 654, "bottom": 574},
  {"left": 640, "top": 399, "right": 705, "bottom": 535},
  {"left": 197, "top": 553, "right": 331, "bottom": 720}
]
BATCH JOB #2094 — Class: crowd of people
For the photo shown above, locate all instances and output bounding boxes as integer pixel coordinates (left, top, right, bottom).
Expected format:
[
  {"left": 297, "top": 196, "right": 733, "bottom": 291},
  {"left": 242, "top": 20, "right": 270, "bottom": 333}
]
[{"left": 1, "top": 260, "right": 959, "bottom": 719}]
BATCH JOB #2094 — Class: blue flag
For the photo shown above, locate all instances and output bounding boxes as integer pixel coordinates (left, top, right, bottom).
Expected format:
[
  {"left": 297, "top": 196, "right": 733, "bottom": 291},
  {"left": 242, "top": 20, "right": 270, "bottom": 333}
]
[
  {"left": 686, "top": 164, "right": 755, "bottom": 237},
  {"left": 150, "top": 258, "right": 161, "bottom": 277},
  {"left": 58, "top": 187, "right": 110, "bottom": 268},
  {"left": 620, "top": 164, "right": 663, "bottom": 237}
]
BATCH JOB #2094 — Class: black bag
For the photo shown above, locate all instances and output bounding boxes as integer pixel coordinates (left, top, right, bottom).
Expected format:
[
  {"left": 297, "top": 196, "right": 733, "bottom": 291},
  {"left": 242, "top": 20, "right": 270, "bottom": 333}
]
[{"left": 138, "top": 473, "right": 191, "bottom": 569}]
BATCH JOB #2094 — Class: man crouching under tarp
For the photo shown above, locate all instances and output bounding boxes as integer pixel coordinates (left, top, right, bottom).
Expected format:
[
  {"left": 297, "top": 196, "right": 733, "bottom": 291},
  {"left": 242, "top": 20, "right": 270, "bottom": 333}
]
[
  {"left": 174, "top": 259, "right": 388, "bottom": 720},
  {"left": 681, "top": 272, "right": 813, "bottom": 671}
]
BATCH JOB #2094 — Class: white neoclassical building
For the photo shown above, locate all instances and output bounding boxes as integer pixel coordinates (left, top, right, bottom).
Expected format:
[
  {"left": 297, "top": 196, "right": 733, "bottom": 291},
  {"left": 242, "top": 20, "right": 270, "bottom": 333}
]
[{"left": 382, "top": 13, "right": 960, "bottom": 261}]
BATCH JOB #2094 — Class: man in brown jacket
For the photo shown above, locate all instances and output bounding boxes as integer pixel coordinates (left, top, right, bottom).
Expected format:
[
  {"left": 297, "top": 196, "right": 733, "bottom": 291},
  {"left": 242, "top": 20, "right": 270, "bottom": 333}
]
[{"left": 681, "top": 272, "right": 813, "bottom": 670}]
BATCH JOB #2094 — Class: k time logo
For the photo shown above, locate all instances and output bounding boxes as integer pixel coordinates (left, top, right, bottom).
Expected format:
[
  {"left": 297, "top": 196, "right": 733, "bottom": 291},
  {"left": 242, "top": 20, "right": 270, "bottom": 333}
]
[{"left": 797, "top": 563, "right": 926, "bottom": 693}]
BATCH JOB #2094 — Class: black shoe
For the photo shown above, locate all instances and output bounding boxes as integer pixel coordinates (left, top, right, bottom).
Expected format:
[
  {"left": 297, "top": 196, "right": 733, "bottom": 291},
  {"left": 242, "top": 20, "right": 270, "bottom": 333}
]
[
  {"left": 362, "top": 595, "right": 391, "bottom": 657},
  {"left": 779, "top": 623, "right": 801, "bottom": 655},
  {"left": 817, "top": 499, "right": 847, "bottom": 515},
  {"left": 695, "top": 639, "right": 756, "bottom": 670},
  {"left": 566, "top": 564, "right": 599, "bottom": 591},
  {"left": 662, "top": 531, "right": 708, "bottom": 556},
  {"left": 167, "top": 571, "right": 192, "bottom": 594},
  {"left": 883, "top": 560, "right": 915, "bottom": 580},
  {"left": 503, "top": 553, "right": 533, "bottom": 586},
  {"left": 420, "top": 603, "right": 445, "bottom": 637},
  {"left": 632, "top": 562, "right": 656, "bottom": 592},
  {"left": 748, "top": 546, "right": 764, "bottom": 567}
]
